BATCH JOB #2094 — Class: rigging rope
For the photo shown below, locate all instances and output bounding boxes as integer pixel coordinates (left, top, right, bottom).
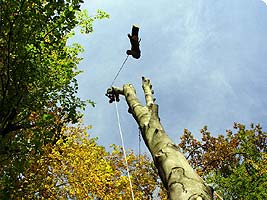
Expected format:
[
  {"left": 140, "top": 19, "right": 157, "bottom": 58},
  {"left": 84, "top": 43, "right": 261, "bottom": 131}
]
[
  {"left": 138, "top": 129, "right": 141, "bottom": 164},
  {"left": 114, "top": 101, "right": 135, "bottom": 200},
  {"left": 111, "top": 55, "right": 129, "bottom": 86}
]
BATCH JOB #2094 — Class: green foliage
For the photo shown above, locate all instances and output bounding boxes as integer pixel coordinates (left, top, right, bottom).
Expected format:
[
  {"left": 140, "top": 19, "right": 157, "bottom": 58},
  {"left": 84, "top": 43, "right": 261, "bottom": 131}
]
[
  {"left": 76, "top": 9, "right": 110, "bottom": 34},
  {"left": 179, "top": 123, "right": 267, "bottom": 199},
  {"left": 0, "top": 0, "right": 109, "bottom": 198},
  {"left": 0, "top": 0, "right": 108, "bottom": 137}
]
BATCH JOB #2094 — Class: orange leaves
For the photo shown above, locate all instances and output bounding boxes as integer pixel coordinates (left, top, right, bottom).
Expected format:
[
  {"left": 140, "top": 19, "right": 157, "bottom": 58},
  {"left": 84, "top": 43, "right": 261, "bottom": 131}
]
[
  {"left": 179, "top": 123, "right": 267, "bottom": 199},
  {"left": 180, "top": 124, "right": 244, "bottom": 175}
]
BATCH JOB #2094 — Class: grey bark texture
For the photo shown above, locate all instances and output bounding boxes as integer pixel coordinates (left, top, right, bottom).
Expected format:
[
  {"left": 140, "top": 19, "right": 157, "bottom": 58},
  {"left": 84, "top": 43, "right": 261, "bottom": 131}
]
[{"left": 106, "top": 77, "right": 213, "bottom": 200}]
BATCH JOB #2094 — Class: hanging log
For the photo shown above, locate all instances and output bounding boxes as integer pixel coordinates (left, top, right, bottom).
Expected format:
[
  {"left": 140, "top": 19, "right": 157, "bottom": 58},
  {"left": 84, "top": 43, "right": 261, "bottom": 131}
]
[
  {"left": 106, "top": 77, "right": 213, "bottom": 200},
  {"left": 126, "top": 25, "right": 141, "bottom": 59}
]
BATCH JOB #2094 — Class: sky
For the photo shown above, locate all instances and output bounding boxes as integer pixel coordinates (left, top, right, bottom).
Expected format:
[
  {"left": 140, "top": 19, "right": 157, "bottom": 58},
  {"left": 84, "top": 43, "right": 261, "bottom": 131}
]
[{"left": 72, "top": 0, "right": 267, "bottom": 153}]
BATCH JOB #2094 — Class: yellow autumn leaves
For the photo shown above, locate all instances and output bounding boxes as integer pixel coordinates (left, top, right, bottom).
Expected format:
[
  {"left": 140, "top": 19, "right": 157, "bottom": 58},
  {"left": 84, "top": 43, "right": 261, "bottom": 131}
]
[{"left": 9, "top": 124, "right": 167, "bottom": 199}]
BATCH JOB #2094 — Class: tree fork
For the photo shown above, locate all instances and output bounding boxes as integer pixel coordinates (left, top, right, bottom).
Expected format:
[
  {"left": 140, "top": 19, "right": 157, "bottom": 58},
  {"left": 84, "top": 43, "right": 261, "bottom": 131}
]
[{"left": 106, "top": 77, "right": 213, "bottom": 200}]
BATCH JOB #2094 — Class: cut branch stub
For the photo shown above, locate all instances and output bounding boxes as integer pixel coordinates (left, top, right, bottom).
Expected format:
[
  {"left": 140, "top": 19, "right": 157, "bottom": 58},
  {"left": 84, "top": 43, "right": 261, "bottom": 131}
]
[
  {"left": 142, "top": 77, "right": 155, "bottom": 106},
  {"left": 105, "top": 87, "right": 123, "bottom": 103}
]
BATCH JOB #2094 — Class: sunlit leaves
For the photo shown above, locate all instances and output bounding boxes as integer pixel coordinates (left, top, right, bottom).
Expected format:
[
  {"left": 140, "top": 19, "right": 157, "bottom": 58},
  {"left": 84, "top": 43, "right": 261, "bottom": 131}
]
[
  {"left": 179, "top": 123, "right": 267, "bottom": 199},
  {"left": 0, "top": 0, "right": 109, "bottom": 198},
  {"left": 2, "top": 124, "right": 167, "bottom": 199},
  {"left": 76, "top": 9, "right": 110, "bottom": 34},
  {"left": 0, "top": 0, "right": 108, "bottom": 136}
]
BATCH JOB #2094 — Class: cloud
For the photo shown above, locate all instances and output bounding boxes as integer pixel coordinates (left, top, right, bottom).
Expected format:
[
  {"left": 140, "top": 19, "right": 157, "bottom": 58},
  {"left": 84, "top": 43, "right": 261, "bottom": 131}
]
[{"left": 76, "top": 0, "right": 267, "bottom": 152}]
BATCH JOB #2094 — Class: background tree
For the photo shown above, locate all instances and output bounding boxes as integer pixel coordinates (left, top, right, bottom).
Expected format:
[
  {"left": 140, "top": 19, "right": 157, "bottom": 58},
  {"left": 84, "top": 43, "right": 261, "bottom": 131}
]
[
  {"left": 0, "top": 0, "right": 108, "bottom": 137},
  {"left": 179, "top": 123, "right": 267, "bottom": 199},
  {"left": 1, "top": 123, "right": 167, "bottom": 199},
  {"left": 0, "top": 0, "right": 109, "bottom": 198}
]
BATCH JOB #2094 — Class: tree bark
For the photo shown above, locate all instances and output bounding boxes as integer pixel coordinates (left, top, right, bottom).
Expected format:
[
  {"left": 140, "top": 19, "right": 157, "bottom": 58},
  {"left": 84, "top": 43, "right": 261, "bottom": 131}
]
[{"left": 106, "top": 77, "right": 213, "bottom": 200}]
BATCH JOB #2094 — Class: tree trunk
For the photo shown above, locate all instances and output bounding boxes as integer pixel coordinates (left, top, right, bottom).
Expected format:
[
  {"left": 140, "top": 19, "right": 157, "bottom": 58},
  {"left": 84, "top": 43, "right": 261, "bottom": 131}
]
[{"left": 106, "top": 77, "right": 213, "bottom": 200}]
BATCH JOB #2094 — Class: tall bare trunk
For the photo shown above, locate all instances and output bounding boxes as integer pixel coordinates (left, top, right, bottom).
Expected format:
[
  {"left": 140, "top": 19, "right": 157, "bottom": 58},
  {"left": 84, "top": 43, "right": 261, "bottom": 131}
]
[{"left": 106, "top": 77, "right": 213, "bottom": 200}]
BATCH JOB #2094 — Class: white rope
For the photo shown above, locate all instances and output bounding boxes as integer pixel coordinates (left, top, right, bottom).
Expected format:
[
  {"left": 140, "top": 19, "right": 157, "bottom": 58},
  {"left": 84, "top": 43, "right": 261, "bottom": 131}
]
[
  {"left": 111, "top": 55, "right": 129, "bottom": 86},
  {"left": 114, "top": 101, "right": 135, "bottom": 200}
]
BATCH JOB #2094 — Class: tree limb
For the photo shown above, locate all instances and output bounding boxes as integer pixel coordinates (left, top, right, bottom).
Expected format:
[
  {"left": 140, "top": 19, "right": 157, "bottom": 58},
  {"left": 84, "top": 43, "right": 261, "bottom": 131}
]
[{"left": 106, "top": 77, "right": 213, "bottom": 200}]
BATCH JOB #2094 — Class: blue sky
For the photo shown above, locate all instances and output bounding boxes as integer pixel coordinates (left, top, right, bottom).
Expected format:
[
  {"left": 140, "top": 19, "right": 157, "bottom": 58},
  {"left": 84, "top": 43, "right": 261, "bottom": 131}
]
[{"left": 73, "top": 0, "right": 267, "bottom": 152}]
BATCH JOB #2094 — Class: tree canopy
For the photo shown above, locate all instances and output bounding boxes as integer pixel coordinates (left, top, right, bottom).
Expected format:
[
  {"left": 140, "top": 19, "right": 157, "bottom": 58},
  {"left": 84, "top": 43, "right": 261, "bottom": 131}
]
[
  {"left": 0, "top": 0, "right": 110, "bottom": 198},
  {"left": 0, "top": 0, "right": 109, "bottom": 137},
  {"left": 1, "top": 123, "right": 167, "bottom": 199},
  {"left": 179, "top": 123, "right": 267, "bottom": 199}
]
